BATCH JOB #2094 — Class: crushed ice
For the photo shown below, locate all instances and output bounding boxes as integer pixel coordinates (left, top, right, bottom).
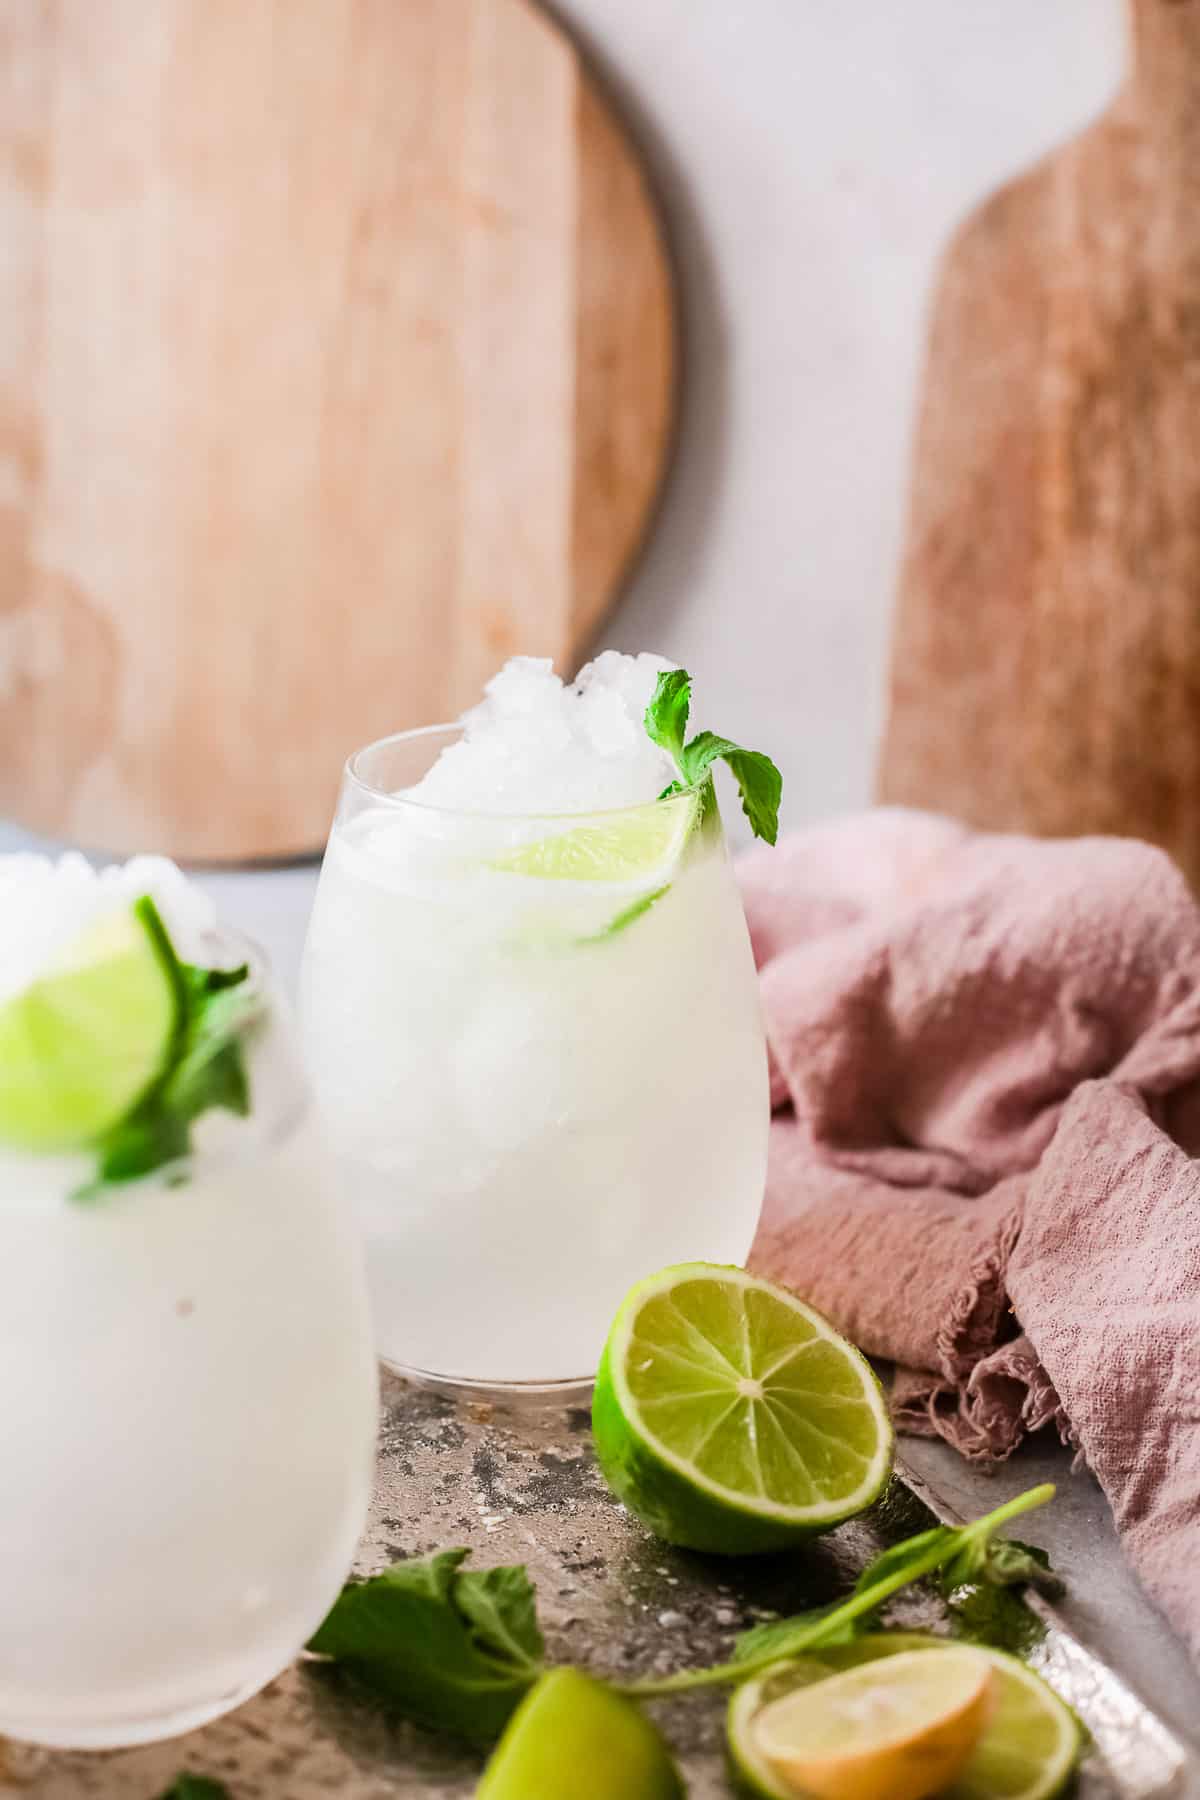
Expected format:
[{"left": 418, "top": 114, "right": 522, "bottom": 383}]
[
  {"left": 404, "top": 651, "right": 681, "bottom": 816},
  {"left": 0, "top": 853, "right": 216, "bottom": 1004}
]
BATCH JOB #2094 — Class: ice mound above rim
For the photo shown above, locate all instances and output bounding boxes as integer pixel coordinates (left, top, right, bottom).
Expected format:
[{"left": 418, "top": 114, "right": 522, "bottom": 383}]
[
  {"left": 403, "top": 652, "right": 680, "bottom": 816},
  {"left": 0, "top": 853, "right": 217, "bottom": 1005}
]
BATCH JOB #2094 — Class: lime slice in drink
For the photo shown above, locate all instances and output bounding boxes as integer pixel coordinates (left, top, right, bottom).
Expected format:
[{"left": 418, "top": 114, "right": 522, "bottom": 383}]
[
  {"left": 727, "top": 1635, "right": 1082, "bottom": 1800},
  {"left": 492, "top": 793, "right": 698, "bottom": 885},
  {"left": 592, "top": 1263, "right": 893, "bottom": 1554},
  {"left": 0, "top": 895, "right": 183, "bottom": 1152},
  {"left": 476, "top": 1668, "right": 684, "bottom": 1799}
]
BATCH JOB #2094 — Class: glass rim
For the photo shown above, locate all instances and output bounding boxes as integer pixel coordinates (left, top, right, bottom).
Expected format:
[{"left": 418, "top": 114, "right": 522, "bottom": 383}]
[{"left": 342, "top": 723, "right": 708, "bottom": 823}]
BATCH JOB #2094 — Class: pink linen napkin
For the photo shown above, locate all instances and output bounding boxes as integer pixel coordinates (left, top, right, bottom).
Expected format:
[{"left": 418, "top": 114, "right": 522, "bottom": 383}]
[{"left": 738, "top": 810, "right": 1200, "bottom": 1661}]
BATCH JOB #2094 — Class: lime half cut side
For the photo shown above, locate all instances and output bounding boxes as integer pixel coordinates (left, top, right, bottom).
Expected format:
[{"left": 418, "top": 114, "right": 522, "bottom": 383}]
[
  {"left": 476, "top": 1669, "right": 683, "bottom": 1800},
  {"left": 728, "top": 1635, "right": 1082, "bottom": 1800},
  {"left": 592, "top": 1263, "right": 893, "bottom": 1554},
  {"left": 491, "top": 791, "right": 698, "bottom": 886},
  {"left": 0, "top": 895, "right": 184, "bottom": 1152}
]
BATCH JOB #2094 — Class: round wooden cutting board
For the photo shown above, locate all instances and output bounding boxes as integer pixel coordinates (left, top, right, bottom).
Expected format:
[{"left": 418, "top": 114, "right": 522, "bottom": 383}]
[{"left": 0, "top": 0, "right": 676, "bottom": 860}]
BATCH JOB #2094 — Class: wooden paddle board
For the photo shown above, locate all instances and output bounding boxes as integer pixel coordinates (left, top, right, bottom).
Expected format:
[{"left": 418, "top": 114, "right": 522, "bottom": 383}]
[
  {"left": 0, "top": 0, "right": 676, "bottom": 860},
  {"left": 879, "top": 1, "right": 1200, "bottom": 886}
]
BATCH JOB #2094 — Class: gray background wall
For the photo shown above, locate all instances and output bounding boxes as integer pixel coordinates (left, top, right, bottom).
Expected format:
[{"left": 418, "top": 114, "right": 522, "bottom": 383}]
[{"left": 568, "top": 0, "right": 1124, "bottom": 826}]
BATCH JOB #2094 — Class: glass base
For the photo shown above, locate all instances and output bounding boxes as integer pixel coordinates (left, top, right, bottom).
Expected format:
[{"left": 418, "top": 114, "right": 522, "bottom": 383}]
[
  {"left": 381, "top": 1356, "right": 594, "bottom": 1409},
  {"left": 0, "top": 1673, "right": 266, "bottom": 1750}
]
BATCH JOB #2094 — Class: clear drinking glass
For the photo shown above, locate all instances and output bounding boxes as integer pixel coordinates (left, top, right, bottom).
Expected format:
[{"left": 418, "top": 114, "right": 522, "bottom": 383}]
[
  {"left": 299, "top": 726, "right": 770, "bottom": 1393},
  {"left": 0, "top": 939, "right": 379, "bottom": 1750}
]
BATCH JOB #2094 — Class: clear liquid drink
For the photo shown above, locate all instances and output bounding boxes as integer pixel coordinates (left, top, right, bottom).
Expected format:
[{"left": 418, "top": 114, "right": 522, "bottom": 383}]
[
  {"left": 301, "top": 721, "right": 769, "bottom": 1389},
  {"left": 0, "top": 878, "right": 378, "bottom": 1749}
]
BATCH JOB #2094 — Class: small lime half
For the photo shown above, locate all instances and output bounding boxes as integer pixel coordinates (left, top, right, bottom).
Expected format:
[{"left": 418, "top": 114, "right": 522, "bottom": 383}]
[
  {"left": 476, "top": 1668, "right": 683, "bottom": 1800},
  {"left": 592, "top": 1263, "right": 893, "bottom": 1554},
  {"left": 0, "top": 895, "right": 184, "bottom": 1152},
  {"left": 727, "top": 1635, "right": 1082, "bottom": 1800}
]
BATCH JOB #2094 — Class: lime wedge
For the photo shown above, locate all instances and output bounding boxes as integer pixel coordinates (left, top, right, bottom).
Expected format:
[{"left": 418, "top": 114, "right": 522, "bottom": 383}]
[
  {"left": 727, "top": 1635, "right": 1082, "bottom": 1800},
  {"left": 476, "top": 1669, "right": 683, "bottom": 1799},
  {"left": 492, "top": 793, "right": 697, "bottom": 885},
  {"left": 592, "top": 1263, "right": 893, "bottom": 1554},
  {"left": 0, "top": 896, "right": 184, "bottom": 1151}
]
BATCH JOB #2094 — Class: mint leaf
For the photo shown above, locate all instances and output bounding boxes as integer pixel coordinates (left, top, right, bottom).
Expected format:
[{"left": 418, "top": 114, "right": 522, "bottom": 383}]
[
  {"left": 164, "top": 970, "right": 253, "bottom": 1122},
  {"left": 584, "top": 886, "right": 669, "bottom": 944},
  {"left": 974, "top": 1535, "right": 1061, "bottom": 1595},
  {"left": 80, "top": 939, "right": 256, "bottom": 1197},
  {"left": 733, "top": 1602, "right": 862, "bottom": 1664},
  {"left": 679, "top": 734, "right": 782, "bottom": 845},
  {"left": 941, "top": 1523, "right": 1060, "bottom": 1596},
  {"left": 643, "top": 672, "right": 783, "bottom": 845},
  {"left": 947, "top": 1581, "right": 1047, "bottom": 1655},
  {"left": 949, "top": 1526, "right": 1057, "bottom": 1598},
  {"left": 307, "top": 1549, "right": 544, "bottom": 1745},
  {"left": 158, "top": 1779, "right": 230, "bottom": 1800},
  {"left": 644, "top": 670, "right": 692, "bottom": 764},
  {"left": 455, "top": 1562, "right": 545, "bottom": 1670},
  {"left": 95, "top": 1109, "right": 191, "bottom": 1185},
  {"left": 852, "top": 1526, "right": 957, "bottom": 1600}
]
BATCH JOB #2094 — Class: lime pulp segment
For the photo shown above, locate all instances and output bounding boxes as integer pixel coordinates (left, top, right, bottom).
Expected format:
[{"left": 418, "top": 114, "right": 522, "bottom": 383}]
[
  {"left": 727, "top": 1635, "right": 1082, "bottom": 1800},
  {"left": 592, "top": 1264, "right": 893, "bottom": 1553},
  {"left": 0, "top": 896, "right": 183, "bottom": 1153}
]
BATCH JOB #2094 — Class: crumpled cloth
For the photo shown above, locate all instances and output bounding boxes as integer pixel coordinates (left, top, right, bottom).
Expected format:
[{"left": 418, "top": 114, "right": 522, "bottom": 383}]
[{"left": 738, "top": 809, "right": 1200, "bottom": 1661}]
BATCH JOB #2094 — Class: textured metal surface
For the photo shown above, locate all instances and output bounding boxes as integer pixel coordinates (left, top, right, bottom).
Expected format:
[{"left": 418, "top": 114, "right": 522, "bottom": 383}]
[
  {"left": 899, "top": 1436, "right": 1200, "bottom": 1761},
  {"left": 7, "top": 1374, "right": 1196, "bottom": 1799}
]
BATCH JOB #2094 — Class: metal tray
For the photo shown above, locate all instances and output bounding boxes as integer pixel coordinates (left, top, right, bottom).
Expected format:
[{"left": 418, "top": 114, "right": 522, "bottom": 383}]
[{"left": 10, "top": 1375, "right": 1198, "bottom": 1798}]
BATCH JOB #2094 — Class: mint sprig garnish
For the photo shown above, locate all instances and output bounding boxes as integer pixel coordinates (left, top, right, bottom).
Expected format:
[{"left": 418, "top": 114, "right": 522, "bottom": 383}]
[
  {"left": 78, "top": 898, "right": 256, "bottom": 1196},
  {"left": 644, "top": 670, "right": 782, "bottom": 845},
  {"left": 308, "top": 1486, "right": 1055, "bottom": 1743},
  {"left": 307, "top": 1549, "right": 545, "bottom": 1745}
]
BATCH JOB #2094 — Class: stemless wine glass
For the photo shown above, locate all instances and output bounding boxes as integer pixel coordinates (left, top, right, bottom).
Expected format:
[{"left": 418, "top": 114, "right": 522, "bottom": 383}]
[
  {"left": 300, "top": 727, "right": 770, "bottom": 1393},
  {"left": 0, "top": 937, "right": 378, "bottom": 1750}
]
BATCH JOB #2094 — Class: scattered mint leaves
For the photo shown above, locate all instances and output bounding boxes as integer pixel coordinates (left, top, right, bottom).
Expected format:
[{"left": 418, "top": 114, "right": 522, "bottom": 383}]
[
  {"left": 307, "top": 1549, "right": 544, "bottom": 1746},
  {"left": 644, "top": 671, "right": 782, "bottom": 845},
  {"left": 76, "top": 899, "right": 257, "bottom": 1198},
  {"left": 622, "top": 1483, "right": 1057, "bottom": 1696},
  {"left": 304, "top": 1488, "right": 1058, "bottom": 1742},
  {"left": 157, "top": 1778, "right": 231, "bottom": 1800}
]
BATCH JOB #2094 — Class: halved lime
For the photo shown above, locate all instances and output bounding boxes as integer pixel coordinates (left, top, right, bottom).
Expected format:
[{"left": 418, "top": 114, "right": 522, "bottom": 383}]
[
  {"left": 728, "top": 1635, "right": 1082, "bottom": 1800},
  {"left": 592, "top": 1264, "right": 893, "bottom": 1554},
  {"left": 751, "top": 1644, "right": 995, "bottom": 1800},
  {"left": 0, "top": 896, "right": 184, "bottom": 1151},
  {"left": 476, "top": 1668, "right": 683, "bottom": 1799},
  {"left": 492, "top": 793, "right": 697, "bottom": 885}
]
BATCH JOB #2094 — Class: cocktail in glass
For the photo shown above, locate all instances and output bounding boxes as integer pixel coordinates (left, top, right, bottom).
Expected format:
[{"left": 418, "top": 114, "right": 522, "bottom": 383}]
[
  {"left": 0, "top": 880, "right": 378, "bottom": 1749},
  {"left": 300, "top": 724, "right": 770, "bottom": 1391}
]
